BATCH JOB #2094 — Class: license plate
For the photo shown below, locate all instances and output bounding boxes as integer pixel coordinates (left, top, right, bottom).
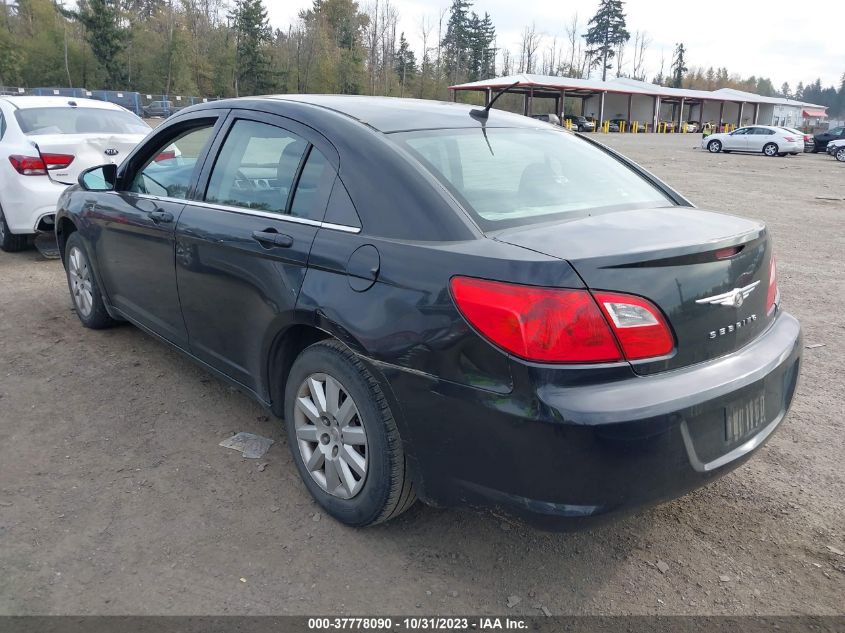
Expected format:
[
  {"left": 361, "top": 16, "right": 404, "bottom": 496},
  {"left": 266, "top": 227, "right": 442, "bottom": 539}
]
[{"left": 725, "top": 392, "right": 766, "bottom": 444}]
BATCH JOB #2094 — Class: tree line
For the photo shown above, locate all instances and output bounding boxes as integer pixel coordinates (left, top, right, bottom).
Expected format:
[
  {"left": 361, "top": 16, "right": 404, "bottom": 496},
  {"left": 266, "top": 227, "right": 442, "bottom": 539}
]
[{"left": 0, "top": 0, "right": 842, "bottom": 116}]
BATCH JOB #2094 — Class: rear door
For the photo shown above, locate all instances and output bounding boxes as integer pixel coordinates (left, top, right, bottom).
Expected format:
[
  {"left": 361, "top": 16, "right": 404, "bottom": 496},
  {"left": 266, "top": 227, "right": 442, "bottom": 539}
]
[
  {"left": 746, "top": 127, "right": 773, "bottom": 152},
  {"left": 174, "top": 110, "right": 337, "bottom": 391},
  {"left": 92, "top": 112, "right": 225, "bottom": 346}
]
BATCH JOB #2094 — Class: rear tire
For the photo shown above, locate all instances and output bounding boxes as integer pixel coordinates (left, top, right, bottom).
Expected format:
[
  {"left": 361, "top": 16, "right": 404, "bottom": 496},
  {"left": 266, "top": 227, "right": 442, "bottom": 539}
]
[
  {"left": 0, "top": 207, "right": 29, "bottom": 253},
  {"left": 763, "top": 142, "right": 779, "bottom": 157},
  {"left": 284, "top": 340, "right": 416, "bottom": 527},
  {"left": 64, "top": 232, "right": 116, "bottom": 329},
  {"left": 707, "top": 140, "right": 722, "bottom": 153}
]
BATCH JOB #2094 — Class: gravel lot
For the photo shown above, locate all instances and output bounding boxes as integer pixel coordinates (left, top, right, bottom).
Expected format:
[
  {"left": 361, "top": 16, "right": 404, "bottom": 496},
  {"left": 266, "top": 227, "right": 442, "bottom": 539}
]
[{"left": 1, "top": 133, "right": 843, "bottom": 616}]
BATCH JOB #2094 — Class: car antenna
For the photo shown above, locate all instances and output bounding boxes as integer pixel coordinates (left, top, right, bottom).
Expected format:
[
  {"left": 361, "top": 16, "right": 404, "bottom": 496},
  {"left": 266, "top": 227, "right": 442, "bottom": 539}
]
[{"left": 470, "top": 80, "right": 520, "bottom": 120}]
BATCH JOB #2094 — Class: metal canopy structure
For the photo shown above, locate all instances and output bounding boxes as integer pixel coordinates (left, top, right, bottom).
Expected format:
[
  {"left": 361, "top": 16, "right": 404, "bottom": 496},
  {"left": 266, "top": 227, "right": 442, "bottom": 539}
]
[{"left": 449, "top": 74, "right": 827, "bottom": 131}]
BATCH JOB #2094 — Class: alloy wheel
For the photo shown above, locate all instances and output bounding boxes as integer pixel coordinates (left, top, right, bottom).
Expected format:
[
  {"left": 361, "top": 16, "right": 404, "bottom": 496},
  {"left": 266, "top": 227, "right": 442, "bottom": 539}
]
[
  {"left": 764, "top": 143, "right": 777, "bottom": 156},
  {"left": 68, "top": 246, "right": 94, "bottom": 317},
  {"left": 708, "top": 141, "right": 721, "bottom": 153},
  {"left": 294, "top": 372, "right": 368, "bottom": 499},
  {"left": 0, "top": 209, "right": 6, "bottom": 243},
  {"left": 836, "top": 148, "right": 845, "bottom": 162}
]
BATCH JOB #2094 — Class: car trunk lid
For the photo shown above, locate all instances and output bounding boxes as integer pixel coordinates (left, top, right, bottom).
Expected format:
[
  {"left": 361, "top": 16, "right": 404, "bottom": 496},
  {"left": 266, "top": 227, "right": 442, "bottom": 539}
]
[
  {"left": 493, "top": 206, "right": 774, "bottom": 375},
  {"left": 28, "top": 133, "right": 145, "bottom": 184}
]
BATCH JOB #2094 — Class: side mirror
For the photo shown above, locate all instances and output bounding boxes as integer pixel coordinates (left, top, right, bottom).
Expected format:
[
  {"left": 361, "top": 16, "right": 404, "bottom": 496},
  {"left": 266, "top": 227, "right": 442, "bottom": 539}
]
[{"left": 79, "top": 164, "right": 117, "bottom": 191}]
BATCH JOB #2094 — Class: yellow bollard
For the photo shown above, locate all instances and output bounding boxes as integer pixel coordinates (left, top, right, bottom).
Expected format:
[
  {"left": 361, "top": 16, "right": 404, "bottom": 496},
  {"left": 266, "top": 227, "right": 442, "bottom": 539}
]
[
  {"left": 604, "top": 121, "right": 609, "bottom": 134},
  {"left": 620, "top": 121, "right": 626, "bottom": 133},
  {"left": 632, "top": 120, "right": 638, "bottom": 134}
]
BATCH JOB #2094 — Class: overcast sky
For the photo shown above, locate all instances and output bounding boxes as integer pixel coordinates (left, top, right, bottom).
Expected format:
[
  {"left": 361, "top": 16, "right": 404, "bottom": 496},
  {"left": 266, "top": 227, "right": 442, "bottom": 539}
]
[{"left": 270, "top": 0, "right": 844, "bottom": 89}]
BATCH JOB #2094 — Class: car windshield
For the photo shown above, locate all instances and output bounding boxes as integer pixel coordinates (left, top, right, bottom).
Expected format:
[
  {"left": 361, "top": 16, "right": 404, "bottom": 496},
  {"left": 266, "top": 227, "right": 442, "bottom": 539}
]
[
  {"left": 15, "top": 107, "right": 150, "bottom": 136},
  {"left": 392, "top": 127, "right": 672, "bottom": 230}
]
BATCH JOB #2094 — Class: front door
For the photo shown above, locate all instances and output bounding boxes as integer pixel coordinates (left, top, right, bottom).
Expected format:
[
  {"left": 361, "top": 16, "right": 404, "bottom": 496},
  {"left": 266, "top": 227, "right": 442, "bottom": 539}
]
[
  {"left": 175, "top": 112, "right": 337, "bottom": 391},
  {"left": 93, "top": 120, "right": 221, "bottom": 345},
  {"left": 723, "top": 127, "right": 750, "bottom": 150}
]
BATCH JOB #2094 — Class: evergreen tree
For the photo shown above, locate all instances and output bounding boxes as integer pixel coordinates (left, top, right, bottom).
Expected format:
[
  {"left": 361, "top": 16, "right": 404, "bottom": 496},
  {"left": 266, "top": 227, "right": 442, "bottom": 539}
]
[
  {"left": 795, "top": 81, "right": 804, "bottom": 100},
  {"left": 780, "top": 82, "right": 791, "bottom": 98},
  {"left": 441, "top": 0, "right": 471, "bottom": 82},
  {"left": 75, "top": 0, "right": 128, "bottom": 88},
  {"left": 583, "top": 0, "right": 629, "bottom": 81},
  {"left": 230, "top": 0, "right": 271, "bottom": 96},
  {"left": 670, "top": 42, "right": 687, "bottom": 88},
  {"left": 394, "top": 32, "right": 416, "bottom": 96}
]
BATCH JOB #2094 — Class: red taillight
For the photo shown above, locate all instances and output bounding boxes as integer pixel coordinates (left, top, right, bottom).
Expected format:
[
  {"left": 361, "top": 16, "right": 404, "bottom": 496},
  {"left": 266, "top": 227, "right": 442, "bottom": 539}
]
[
  {"left": 593, "top": 291, "right": 675, "bottom": 360},
  {"left": 804, "top": 135, "right": 811, "bottom": 142},
  {"left": 766, "top": 255, "right": 778, "bottom": 313},
  {"left": 715, "top": 246, "right": 742, "bottom": 260},
  {"left": 9, "top": 153, "right": 74, "bottom": 176},
  {"left": 449, "top": 277, "right": 674, "bottom": 363},
  {"left": 154, "top": 149, "right": 176, "bottom": 162}
]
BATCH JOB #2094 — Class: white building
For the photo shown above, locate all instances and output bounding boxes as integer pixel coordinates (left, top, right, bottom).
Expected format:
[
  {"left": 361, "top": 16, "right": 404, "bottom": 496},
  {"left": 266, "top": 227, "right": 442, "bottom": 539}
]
[{"left": 450, "top": 74, "right": 828, "bottom": 131}]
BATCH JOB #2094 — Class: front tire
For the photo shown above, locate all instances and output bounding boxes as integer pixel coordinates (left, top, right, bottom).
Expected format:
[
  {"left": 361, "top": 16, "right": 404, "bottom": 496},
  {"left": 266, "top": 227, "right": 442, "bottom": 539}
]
[
  {"left": 707, "top": 140, "right": 722, "bottom": 153},
  {"left": 0, "top": 207, "right": 29, "bottom": 253},
  {"left": 835, "top": 147, "right": 845, "bottom": 162},
  {"left": 284, "top": 340, "right": 416, "bottom": 527},
  {"left": 763, "top": 142, "right": 779, "bottom": 157},
  {"left": 64, "top": 232, "right": 116, "bottom": 329}
]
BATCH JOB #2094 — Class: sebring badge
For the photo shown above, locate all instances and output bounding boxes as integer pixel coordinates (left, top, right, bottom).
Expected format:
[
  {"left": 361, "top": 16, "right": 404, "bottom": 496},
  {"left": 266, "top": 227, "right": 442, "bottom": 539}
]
[
  {"left": 695, "top": 280, "right": 760, "bottom": 308},
  {"left": 104, "top": 148, "right": 119, "bottom": 156}
]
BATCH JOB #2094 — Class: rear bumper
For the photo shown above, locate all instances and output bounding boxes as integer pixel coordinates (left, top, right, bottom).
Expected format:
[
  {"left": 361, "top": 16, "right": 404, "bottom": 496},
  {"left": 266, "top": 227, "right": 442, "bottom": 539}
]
[
  {"left": 383, "top": 311, "right": 802, "bottom": 530},
  {"left": 1, "top": 178, "right": 66, "bottom": 234}
]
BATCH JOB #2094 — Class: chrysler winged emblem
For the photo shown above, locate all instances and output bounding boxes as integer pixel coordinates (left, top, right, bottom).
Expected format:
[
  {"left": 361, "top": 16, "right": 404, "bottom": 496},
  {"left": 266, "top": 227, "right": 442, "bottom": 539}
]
[{"left": 696, "top": 280, "right": 760, "bottom": 308}]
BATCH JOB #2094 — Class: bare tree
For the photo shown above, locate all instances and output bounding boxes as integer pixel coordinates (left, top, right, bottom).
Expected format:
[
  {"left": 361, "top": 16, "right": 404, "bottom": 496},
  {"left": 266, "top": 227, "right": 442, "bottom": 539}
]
[
  {"left": 501, "top": 47, "right": 513, "bottom": 76},
  {"left": 631, "top": 30, "right": 650, "bottom": 81},
  {"left": 563, "top": 12, "right": 579, "bottom": 76},
  {"left": 518, "top": 23, "right": 541, "bottom": 74},
  {"left": 418, "top": 14, "right": 433, "bottom": 97}
]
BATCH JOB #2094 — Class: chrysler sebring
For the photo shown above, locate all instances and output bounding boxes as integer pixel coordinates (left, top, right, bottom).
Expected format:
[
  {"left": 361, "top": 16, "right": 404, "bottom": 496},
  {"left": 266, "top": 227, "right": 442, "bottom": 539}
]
[{"left": 55, "top": 96, "right": 801, "bottom": 529}]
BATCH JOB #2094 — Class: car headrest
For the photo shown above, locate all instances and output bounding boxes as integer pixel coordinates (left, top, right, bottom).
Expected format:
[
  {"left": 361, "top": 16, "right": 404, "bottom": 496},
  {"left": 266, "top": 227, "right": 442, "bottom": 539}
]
[{"left": 278, "top": 139, "right": 307, "bottom": 184}]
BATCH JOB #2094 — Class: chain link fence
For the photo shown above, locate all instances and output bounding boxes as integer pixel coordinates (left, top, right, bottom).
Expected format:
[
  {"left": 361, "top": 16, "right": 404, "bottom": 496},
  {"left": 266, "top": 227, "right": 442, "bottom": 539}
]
[{"left": 0, "top": 86, "right": 223, "bottom": 117}]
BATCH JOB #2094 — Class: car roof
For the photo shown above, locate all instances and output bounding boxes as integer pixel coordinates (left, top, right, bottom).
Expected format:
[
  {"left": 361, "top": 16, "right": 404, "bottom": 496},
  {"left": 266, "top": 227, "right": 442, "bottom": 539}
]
[
  {"left": 0, "top": 96, "right": 128, "bottom": 111},
  {"left": 252, "top": 95, "right": 548, "bottom": 133}
]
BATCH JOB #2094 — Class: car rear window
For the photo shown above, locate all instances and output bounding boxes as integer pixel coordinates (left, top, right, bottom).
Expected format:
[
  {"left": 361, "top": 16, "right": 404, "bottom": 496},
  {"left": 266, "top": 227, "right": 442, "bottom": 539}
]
[
  {"left": 15, "top": 107, "right": 150, "bottom": 136},
  {"left": 392, "top": 127, "right": 672, "bottom": 229}
]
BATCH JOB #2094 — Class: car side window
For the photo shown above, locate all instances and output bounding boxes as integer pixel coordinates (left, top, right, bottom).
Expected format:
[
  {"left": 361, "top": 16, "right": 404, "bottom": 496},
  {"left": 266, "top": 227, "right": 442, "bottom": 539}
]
[
  {"left": 205, "top": 120, "right": 308, "bottom": 213},
  {"left": 129, "top": 124, "right": 215, "bottom": 199},
  {"left": 733, "top": 128, "right": 749, "bottom": 135},
  {"left": 752, "top": 128, "right": 773, "bottom": 135},
  {"left": 290, "top": 147, "right": 334, "bottom": 221},
  {"left": 0, "top": 111, "right": 5, "bottom": 139}
]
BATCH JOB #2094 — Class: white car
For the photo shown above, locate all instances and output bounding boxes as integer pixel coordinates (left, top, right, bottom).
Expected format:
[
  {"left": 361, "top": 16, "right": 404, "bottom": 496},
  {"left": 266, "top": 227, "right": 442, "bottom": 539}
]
[
  {"left": 0, "top": 96, "right": 150, "bottom": 252},
  {"left": 701, "top": 125, "right": 804, "bottom": 158}
]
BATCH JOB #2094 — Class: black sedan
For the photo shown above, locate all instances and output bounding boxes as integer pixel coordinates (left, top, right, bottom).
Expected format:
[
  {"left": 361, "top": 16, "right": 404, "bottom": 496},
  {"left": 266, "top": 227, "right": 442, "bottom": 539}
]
[
  {"left": 812, "top": 125, "right": 845, "bottom": 152},
  {"left": 55, "top": 96, "right": 802, "bottom": 530}
]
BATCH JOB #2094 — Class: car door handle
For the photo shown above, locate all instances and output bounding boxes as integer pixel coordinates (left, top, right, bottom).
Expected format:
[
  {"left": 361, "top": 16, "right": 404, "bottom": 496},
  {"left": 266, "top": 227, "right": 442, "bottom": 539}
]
[
  {"left": 149, "top": 210, "right": 174, "bottom": 223},
  {"left": 252, "top": 230, "right": 293, "bottom": 248}
]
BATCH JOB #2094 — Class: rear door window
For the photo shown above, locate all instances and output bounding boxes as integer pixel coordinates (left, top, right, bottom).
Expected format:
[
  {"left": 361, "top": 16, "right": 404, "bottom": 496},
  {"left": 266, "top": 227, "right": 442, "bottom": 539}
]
[{"left": 205, "top": 119, "right": 332, "bottom": 220}]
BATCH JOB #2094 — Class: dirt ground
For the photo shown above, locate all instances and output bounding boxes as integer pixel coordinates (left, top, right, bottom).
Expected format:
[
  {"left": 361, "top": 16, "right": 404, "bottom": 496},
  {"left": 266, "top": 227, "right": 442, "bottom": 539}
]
[{"left": 1, "top": 133, "right": 843, "bottom": 616}]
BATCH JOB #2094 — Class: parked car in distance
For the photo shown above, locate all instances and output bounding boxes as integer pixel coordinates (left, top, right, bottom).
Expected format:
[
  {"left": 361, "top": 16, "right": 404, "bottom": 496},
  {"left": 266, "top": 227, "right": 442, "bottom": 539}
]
[
  {"left": 0, "top": 96, "right": 150, "bottom": 252},
  {"left": 56, "top": 96, "right": 801, "bottom": 530},
  {"left": 606, "top": 121, "right": 620, "bottom": 132},
  {"left": 828, "top": 138, "right": 845, "bottom": 162},
  {"left": 686, "top": 121, "right": 700, "bottom": 133},
  {"left": 811, "top": 125, "right": 845, "bottom": 152},
  {"left": 530, "top": 113, "right": 561, "bottom": 126},
  {"left": 702, "top": 125, "right": 804, "bottom": 157},
  {"left": 142, "top": 100, "right": 183, "bottom": 118},
  {"left": 564, "top": 115, "right": 594, "bottom": 131}
]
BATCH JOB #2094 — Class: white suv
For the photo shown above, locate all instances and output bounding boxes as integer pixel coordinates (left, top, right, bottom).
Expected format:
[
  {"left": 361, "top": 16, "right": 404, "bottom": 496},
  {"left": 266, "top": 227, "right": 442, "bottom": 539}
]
[{"left": 0, "top": 96, "right": 150, "bottom": 252}]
